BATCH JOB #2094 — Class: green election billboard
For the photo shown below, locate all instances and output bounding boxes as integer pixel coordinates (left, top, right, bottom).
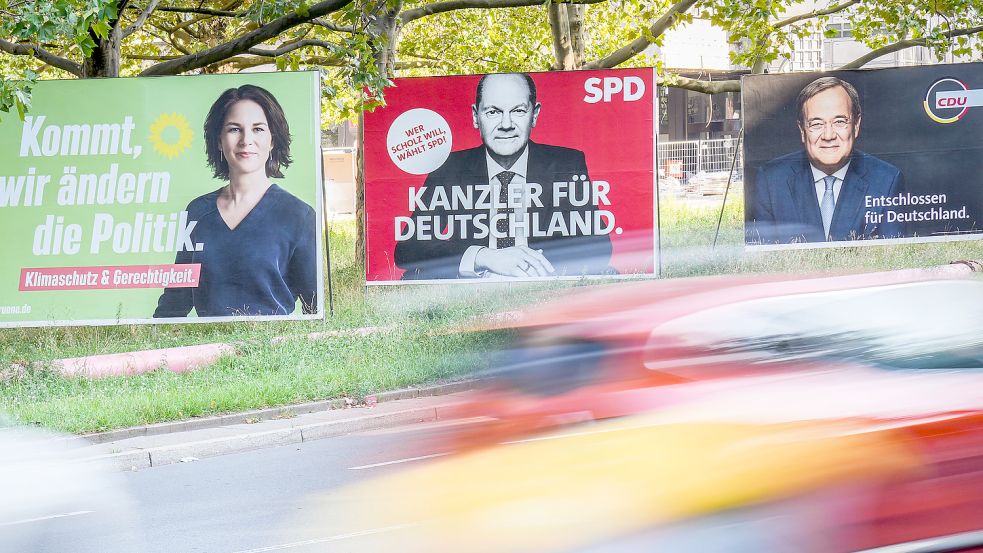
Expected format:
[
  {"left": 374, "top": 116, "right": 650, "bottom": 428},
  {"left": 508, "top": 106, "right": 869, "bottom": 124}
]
[{"left": 0, "top": 71, "right": 324, "bottom": 327}]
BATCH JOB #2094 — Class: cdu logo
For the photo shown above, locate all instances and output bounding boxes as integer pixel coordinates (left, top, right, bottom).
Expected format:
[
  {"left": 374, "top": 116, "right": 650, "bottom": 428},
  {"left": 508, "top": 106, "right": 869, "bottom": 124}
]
[{"left": 924, "top": 77, "right": 977, "bottom": 124}]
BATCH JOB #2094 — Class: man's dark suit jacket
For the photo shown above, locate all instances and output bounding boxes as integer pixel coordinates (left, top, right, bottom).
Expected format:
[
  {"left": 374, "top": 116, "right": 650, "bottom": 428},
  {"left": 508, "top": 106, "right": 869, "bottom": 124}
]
[
  {"left": 395, "top": 142, "right": 613, "bottom": 279},
  {"left": 747, "top": 150, "right": 906, "bottom": 244}
]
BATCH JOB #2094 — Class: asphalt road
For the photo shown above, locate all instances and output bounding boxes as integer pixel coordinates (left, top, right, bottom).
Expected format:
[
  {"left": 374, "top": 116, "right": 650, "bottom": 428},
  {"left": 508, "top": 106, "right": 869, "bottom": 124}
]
[{"left": 16, "top": 421, "right": 462, "bottom": 553}]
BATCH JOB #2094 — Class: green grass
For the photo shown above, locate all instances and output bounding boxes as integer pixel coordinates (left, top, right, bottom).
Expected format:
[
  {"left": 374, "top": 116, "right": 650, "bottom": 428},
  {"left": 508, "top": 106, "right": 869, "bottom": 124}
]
[
  {"left": 0, "top": 217, "right": 534, "bottom": 433},
  {"left": 3, "top": 197, "right": 981, "bottom": 434},
  {"left": 658, "top": 194, "right": 983, "bottom": 277},
  {"left": 3, "top": 328, "right": 504, "bottom": 433}
]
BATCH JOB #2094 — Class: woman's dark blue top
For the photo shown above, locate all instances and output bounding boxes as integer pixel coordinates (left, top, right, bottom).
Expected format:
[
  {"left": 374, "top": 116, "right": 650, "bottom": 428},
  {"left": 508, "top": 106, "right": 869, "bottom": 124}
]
[{"left": 154, "top": 184, "right": 318, "bottom": 318}]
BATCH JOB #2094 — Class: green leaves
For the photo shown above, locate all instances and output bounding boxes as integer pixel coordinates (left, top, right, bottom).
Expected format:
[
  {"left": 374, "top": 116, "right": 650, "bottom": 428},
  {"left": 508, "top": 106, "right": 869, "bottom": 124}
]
[
  {"left": 0, "top": 0, "right": 981, "bottom": 124},
  {"left": 399, "top": 5, "right": 554, "bottom": 75},
  {"left": 90, "top": 18, "right": 112, "bottom": 39},
  {"left": 0, "top": 70, "right": 37, "bottom": 122},
  {"left": 0, "top": 0, "right": 119, "bottom": 57},
  {"left": 243, "top": 0, "right": 314, "bottom": 24}
]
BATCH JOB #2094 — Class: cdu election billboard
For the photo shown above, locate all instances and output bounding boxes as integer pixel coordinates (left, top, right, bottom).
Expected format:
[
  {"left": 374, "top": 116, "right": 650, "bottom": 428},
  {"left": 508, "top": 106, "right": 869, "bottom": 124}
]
[
  {"left": 363, "top": 68, "right": 659, "bottom": 284},
  {"left": 744, "top": 61, "right": 983, "bottom": 249},
  {"left": 0, "top": 71, "right": 324, "bottom": 327}
]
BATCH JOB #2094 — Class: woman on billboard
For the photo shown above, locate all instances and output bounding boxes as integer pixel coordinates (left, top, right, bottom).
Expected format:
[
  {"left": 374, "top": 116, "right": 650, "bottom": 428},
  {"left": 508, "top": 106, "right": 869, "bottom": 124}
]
[{"left": 154, "top": 85, "right": 318, "bottom": 318}]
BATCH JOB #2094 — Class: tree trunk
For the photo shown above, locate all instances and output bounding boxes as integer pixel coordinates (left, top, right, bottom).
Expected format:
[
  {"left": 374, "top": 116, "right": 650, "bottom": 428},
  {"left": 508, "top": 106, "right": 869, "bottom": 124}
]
[
  {"left": 356, "top": 109, "right": 367, "bottom": 277},
  {"left": 568, "top": 4, "right": 585, "bottom": 68},
  {"left": 81, "top": 26, "right": 121, "bottom": 77},
  {"left": 548, "top": 3, "right": 585, "bottom": 70},
  {"left": 354, "top": 1, "right": 402, "bottom": 276}
]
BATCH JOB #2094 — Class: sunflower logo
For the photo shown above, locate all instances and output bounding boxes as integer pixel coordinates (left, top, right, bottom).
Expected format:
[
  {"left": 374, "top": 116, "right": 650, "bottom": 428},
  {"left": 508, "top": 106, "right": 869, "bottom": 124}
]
[{"left": 148, "top": 113, "right": 194, "bottom": 159}]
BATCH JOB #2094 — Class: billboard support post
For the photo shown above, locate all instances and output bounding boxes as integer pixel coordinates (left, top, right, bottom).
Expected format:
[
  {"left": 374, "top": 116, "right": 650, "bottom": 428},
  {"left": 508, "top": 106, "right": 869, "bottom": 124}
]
[{"left": 714, "top": 128, "right": 743, "bottom": 249}]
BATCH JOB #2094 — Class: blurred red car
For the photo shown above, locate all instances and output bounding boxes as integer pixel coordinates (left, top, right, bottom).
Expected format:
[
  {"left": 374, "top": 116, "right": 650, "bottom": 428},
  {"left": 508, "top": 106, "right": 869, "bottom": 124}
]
[
  {"left": 348, "top": 263, "right": 983, "bottom": 552},
  {"left": 294, "top": 264, "right": 983, "bottom": 552},
  {"left": 447, "top": 263, "right": 983, "bottom": 448}
]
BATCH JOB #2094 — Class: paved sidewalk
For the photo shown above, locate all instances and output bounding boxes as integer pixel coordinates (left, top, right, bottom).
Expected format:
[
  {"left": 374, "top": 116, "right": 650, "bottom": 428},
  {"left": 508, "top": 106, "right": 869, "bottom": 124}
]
[{"left": 77, "top": 382, "right": 475, "bottom": 471}]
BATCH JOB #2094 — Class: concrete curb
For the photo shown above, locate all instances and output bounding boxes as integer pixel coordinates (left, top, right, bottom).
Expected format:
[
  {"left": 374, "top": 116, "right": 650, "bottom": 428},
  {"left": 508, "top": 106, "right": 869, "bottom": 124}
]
[
  {"left": 366, "top": 379, "right": 476, "bottom": 403},
  {"left": 82, "top": 397, "right": 345, "bottom": 444},
  {"left": 85, "top": 404, "right": 445, "bottom": 471},
  {"left": 79, "top": 382, "right": 477, "bottom": 470},
  {"left": 83, "top": 380, "right": 475, "bottom": 444}
]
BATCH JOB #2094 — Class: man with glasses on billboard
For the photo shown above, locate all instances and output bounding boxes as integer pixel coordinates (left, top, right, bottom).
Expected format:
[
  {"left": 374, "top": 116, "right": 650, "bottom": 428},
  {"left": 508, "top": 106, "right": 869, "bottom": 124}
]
[{"left": 747, "top": 76, "right": 905, "bottom": 244}]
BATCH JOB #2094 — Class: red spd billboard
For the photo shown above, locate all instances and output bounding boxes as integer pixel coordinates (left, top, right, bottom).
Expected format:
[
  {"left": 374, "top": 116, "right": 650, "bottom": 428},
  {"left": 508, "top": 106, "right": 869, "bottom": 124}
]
[{"left": 364, "top": 69, "right": 658, "bottom": 284}]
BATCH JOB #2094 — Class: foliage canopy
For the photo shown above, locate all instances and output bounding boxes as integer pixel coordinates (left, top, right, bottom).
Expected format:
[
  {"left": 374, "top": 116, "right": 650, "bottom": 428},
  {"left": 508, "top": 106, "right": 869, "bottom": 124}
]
[{"left": 0, "top": 0, "right": 978, "bottom": 121}]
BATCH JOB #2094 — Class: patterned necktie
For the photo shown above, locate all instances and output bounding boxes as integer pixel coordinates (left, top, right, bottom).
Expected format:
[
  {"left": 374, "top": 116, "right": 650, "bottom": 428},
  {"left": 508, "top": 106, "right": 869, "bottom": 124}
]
[
  {"left": 496, "top": 171, "right": 517, "bottom": 249},
  {"left": 820, "top": 175, "right": 836, "bottom": 239}
]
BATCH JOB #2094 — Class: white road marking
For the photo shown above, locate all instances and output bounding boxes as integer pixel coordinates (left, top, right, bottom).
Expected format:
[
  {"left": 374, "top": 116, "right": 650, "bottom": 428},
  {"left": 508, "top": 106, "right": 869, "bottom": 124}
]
[
  {"left": 348, "top": 453, "right": 448, "bottom": 470},
  {"left": 0, "top": 510, "right": 95, "bottom": 527},
  {"left": 230, "top": 523, "right": 417, "bottom": 552}
]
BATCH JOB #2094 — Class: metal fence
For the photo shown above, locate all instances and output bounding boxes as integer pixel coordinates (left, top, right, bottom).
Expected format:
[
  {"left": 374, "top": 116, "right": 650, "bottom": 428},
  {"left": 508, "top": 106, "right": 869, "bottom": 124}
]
[{"left": 658, "top": 138, "right": 743, "bottom": 195}]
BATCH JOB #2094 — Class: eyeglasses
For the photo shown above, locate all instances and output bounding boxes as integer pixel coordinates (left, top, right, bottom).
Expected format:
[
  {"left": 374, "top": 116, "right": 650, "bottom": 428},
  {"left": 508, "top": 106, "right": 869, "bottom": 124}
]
[{"left": 804, "top": 117, "right": 851, "bottom": 134}]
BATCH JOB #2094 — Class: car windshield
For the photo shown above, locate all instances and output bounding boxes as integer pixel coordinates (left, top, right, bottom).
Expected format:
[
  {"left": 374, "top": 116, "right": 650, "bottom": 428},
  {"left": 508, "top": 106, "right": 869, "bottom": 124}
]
[{"left": 645, "top": 279, "right": 983, "bottom": 371}]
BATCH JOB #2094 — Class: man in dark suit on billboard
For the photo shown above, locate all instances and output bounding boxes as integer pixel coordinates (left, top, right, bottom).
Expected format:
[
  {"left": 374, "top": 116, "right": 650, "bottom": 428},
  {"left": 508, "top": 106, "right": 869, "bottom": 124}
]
[
  {"left": 395, "top": 72, "right": 613, "bottom": 280},
  {"left": 747, "top": 76, "right": 905, "bottom": 244}
]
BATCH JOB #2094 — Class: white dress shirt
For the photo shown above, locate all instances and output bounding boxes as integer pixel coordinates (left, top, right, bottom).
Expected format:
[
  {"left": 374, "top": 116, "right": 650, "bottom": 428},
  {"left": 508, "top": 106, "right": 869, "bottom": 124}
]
[
  {"left": 459, "top": 148, "right": 532, "bottom": 277},
  {"left": 810, "top": 162, "right": 850, "bottom": 208}
]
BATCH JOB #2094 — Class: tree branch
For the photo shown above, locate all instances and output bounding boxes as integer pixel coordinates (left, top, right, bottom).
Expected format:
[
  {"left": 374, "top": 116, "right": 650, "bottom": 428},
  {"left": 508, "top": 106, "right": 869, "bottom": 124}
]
[
  {"left": 170, "top": 10, "right": 217, "bottom": 33},
  {"left": 839, "top": 24, "right": 983, "bottom": 69},
  {"left": 221, "top": 54, "right": 437, "bottom": 70},
  {"left": 744, "top": 0, "right": 859, "bottom": 72},
  {"left": 126, "top": 53, "right": 178, "bottom": 60},
  {"left": 122, "top": 0, "right": 164, "bottom": 38},
  {"left": 399, "top": 0, "right": 605, "bottom": 25},
  {"left": 246, "top": 39, "right": 338, "bottom": 57},
  {"left": 140, "top": 0, "right": 355, "bottom": 75},
  {"left": 0, "top": 38, "right": 82, "bottom": 76},
  {"left": 148, "top": 21, "right": 194, "bottom": 53},
  {"left": 395, "top": 59, "right": 442, "bottom": 69},
  {"left": 746, "top": 0, "right": 862, "bottom": 72},
  {"left": 165, "top": 1, "right": 243, "bottom": 33},
  {"left": 312, "top": 17, "right": 355, "bottom": 33},
  {"left": 773, "top": 0, "right": 860, "bottom": 29},
  {"left": 144, "top": 5, "right": 241, "bottom": 17},
  {"left": 583, "top": 0, "right": 698, "bottom": 69},
  {"left": 663, "top": 75, "right": 741, "bottom": 94}
]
